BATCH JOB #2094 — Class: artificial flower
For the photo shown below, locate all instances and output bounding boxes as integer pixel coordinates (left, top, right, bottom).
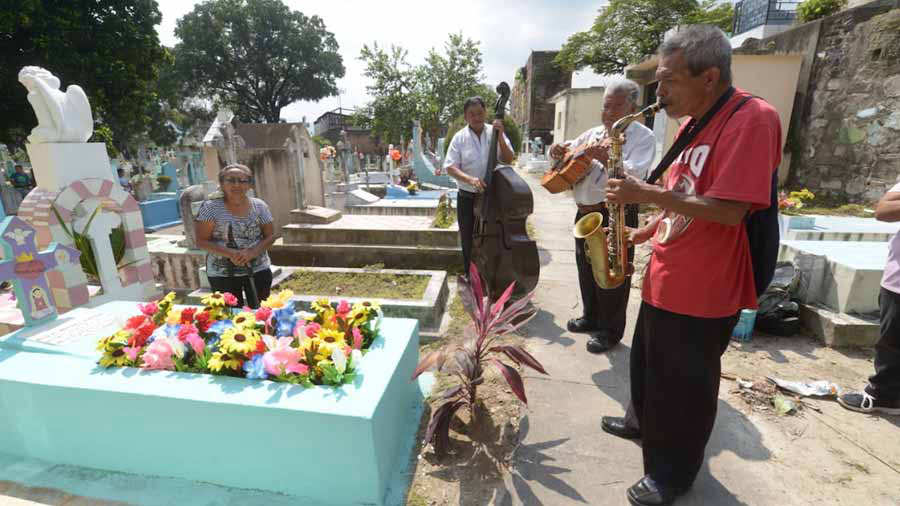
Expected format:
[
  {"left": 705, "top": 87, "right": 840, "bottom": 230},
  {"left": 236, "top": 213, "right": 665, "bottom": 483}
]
[
  {"left": 273, "top": 307, "right": 297, "bottom": 337},
  {"left": 180, "top": 307, "right": 197, "bottom": 324},
  {"left": 165, "top": 309, "right": 182, "bottom": 326},
  {"left": 201, "top": 292, "right": 226, "bottom": 308},
  {"left": 99, "top": 348, "right": 130, "bottom": 367},
  {"left": 138, "top": 302, "right": 158, "bottom": 316},
  {"left": 124, "top": 315, "right": 148, "bottom": 330},
  {"left": 177, "top": 324, "right": 199, "bottom": 342},
  {"left": 255, "top": 306, "right": 272, "bottom": 323},
  {"left": 163, "top": 292, "right": 177, "bottom": 303},
  {"left": 261, "top": 289, "right": 294, "bottom": 309},
  {"left": 194, "top": 311, "right": 212, "bottom": 332},
  {"left": 336, "top": 300, "right": 351, "bottom": 317},
  {"left": 184, "top": 333, "right": 205, "bottom": 355},
  {"left": 310, "top": 298, "right": 332, "bottom": 314},
  {"left": 305, "top": 322, "right": 322, "bottom": 338},
  {"left": 351, "top": 327, "right": 363, "bottom": 350},
  {"left": 351, "top": 349, "right": 363, "bottom": 369},
  {"left": 232, "top": 311, "right": 257, "bottom": 328},
  {"left": 207, "top": 320, "right": 234, "bottom": 336},
  {"left": 141, "top": 339, "right": 175, "bottom": 370},
  {"left": 332, "top": 346, "right": 347, "bottom": 374},
  {"left": 208, "top": 351, "right": 242, "bottom": 372},
  {"left": 124, "top": 346, "right": 141, "bottom": 362},
  {"left": 243, "top": 354, "right": 267, "bottom": 380},
  {"left": 130, "top": 322, "right": 156, "bottom": 347},
  {"left": 263, "top": 336, "right": 305, "bottom": 376},
  {"left": 222, "top": 292, "right": 239, "bottom": 307},
  {"left": 219, "top": 327, "right": 261, "bottom": 355}
]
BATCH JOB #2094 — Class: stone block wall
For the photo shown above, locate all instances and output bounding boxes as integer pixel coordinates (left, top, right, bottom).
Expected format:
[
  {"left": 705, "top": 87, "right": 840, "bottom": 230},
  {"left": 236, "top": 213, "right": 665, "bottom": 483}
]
[
  {"left": 791, "top": 2, "right": 900, "bottom": 202},
  {"left": 510, "top": 52, "right": 572, "bottom": 146}
]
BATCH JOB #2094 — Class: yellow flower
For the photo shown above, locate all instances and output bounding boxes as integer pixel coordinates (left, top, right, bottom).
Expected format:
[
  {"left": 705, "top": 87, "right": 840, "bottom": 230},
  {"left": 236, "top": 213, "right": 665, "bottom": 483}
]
[
  {"left": 165, "top": 309, "right": 182, "bottom": 326},
  {"left": 163, "top": 292, "right": 176, "bottom": 303},
  {"left": 261, "top": 289, "right": 293, "bottom": 309},
  {"left": 232, "top": 311, "right": 257, "bottom": 328},
  {"left": 202, "top": 292, "right": 226, "bottom": 307},
  {"left": 352, "top": 300, "right": 380, "bottom": 315},
  {"left": 311, "top": 298, "right": 333, "bottom": 314},
  {"left": 97, "top": 330, "right": 129, "bottom": 352},
  {"left": 219, "top": 327, "right": 261, "bottom": 355},
  {"left": 300, "top": 337, "right": 329, "bottom": 363},
  {"left": 99, "top": 348, "right": 129, "bottom": 367},
  {"left": 316, "top": 328, "right": 347, "bottom": 355},
  {"left": 208, "top": 352, "right": 242, "bottom": 372}
]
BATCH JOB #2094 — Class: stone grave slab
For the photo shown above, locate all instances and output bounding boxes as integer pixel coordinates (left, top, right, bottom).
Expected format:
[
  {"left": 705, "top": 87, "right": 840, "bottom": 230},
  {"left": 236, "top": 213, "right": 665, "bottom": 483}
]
[
  {"left": 779, "top": 240, "right": 885, "bottom": 315},
  {"left": 786, "top": 215, "right": 898, "bottom": 242},
  {"left": 0, "top": 299, "right": 425, "bottom": 505},
  {"left": 346, "top": 199, "right": 441, "bottom": 217}
]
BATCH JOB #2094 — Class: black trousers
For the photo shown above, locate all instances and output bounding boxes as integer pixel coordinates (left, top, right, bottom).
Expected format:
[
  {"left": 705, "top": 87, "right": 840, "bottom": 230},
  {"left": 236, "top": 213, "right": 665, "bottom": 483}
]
[
  {"left": 867, "top": 287, "right": 900, "bottom": 401},
  {"left": 208, "top": 268, "right": 273, "bottom": 309},
  {"left": 630, "top": 302, "right": 739, "bottom": 489},
  {"left": 574, "top": 205, "right": 636, "bottom": 342},
  {"left": 457, "top": 190, "right": 477, "bottom": 276}
]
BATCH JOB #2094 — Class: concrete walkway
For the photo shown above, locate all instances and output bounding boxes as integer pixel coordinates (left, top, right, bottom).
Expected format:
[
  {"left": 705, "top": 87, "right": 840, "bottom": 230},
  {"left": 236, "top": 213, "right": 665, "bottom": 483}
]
[{"left": 496, "top": 171, "right": 900, "bottom": 505}]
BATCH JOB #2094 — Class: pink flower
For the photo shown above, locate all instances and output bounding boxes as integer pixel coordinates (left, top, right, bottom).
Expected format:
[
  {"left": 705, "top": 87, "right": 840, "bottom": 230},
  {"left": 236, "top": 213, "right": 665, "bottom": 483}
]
[
  {"left": 337, "top": 300, "right": 351, "bottom": 316},
  {"left": 293, "top": 321, "right": 305, "bottom": 338},
  {"left": 223, "top": 292, "right": 239, "bottom": 307},
  {"left": 124, "top": 346, "right": 141, "bottom": 361},
  {"left": 262, "top": 337, "right": 302, "bottom": 376},
  {"left": 305, "top": 322, "right": 322, "bottom": 338},
  {"left": 185, "top": 333, "right": 205, "bottom": 355},
  {"left": 141, "top": 339, "right": 175, "bottom": 370},
  {"left": 286, "top": 362, "right": 309, "bottom": 375},
  {"left": 138, "top": 302, "right": 158, "bottom": 316},
  {"left": 255, "top": 307, "right": 273, "bottom": 322},
  {"left": 177, "top": 324, "right": 199, "bottom": 342},
  {"left": 352, "top": 327, "right": 363, "bottom": 350}
]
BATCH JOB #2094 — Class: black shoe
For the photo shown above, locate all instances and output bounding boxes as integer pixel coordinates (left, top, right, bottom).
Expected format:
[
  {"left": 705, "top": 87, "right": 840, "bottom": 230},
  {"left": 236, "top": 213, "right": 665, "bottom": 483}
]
[
  {"left": 838, "top": 391, "right": 900, "bottom": 415},
  {"left": 601, "top": 416, "right": 641, "bottom": 440},
  {"left": 627, "top": 475, "right": 689, "bottom": 506},
  {"left": 567, "top": 317, "right": 596, "bottom": 333},
  {"left": 586, "top": 331, "right": 616, "bottom": 353}
]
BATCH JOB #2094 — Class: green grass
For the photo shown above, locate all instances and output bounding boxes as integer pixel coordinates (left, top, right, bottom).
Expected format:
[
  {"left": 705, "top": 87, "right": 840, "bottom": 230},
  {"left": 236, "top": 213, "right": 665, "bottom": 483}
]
[
  {"left": 787, "top": 203, "right": 874, "bottom": 217},
  {"left": 276, "top": 269, "right": 431, "bottom": 300}
]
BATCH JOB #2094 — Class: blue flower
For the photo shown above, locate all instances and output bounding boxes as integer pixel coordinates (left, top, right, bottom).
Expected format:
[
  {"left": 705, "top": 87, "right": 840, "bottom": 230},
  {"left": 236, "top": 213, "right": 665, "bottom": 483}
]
[
  {"left": 243, "top": 354, "right": 267, "bottom": 380},
  {"left": 206, "top": 336, "right": 220, "bottom": 352},
  {"left": 273, "top": 307, "right": 297, "bottom": 337},
  {"left": 207, "top": 320, "right": 234, "bottom": 336}
]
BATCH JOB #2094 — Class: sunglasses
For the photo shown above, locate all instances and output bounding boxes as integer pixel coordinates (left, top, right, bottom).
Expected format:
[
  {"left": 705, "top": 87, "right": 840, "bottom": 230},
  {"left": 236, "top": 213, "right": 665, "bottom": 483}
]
[{"left": 224, "top": 177, "right": 252, "bottom": 184}]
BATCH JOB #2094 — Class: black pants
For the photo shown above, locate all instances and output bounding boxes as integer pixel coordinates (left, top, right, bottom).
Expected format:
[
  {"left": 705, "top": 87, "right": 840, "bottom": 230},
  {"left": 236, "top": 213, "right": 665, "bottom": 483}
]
[
  {"left": 630, "top": 302, "right": 739, "bottom": 489},
  {"left": 867, "top": 287, "right": 900, "bottom": 401},
  {"left": 457, "top": 190, "right": 477, "bottom": 276},
  {"left": 574, "top": 205, "right": 636, "bottom": 342},
  {"left": 208, "top": 268, "right": 273, "bottom": 309}
]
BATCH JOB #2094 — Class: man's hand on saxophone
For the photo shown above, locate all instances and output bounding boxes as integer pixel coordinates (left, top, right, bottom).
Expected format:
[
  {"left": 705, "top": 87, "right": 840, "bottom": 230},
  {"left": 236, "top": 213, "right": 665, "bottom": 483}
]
[{"left": 606, "top": 174, "right": 650, "bottom": 205}]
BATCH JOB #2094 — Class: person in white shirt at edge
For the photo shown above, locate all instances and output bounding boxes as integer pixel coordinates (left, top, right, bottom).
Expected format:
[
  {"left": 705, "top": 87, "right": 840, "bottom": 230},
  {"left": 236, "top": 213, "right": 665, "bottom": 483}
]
[
  {"left": 548, "top": 79, "right": 656, "bottom": 354},
  {"left": 443, "top": 96, "right": 515, "bottom": 278}
]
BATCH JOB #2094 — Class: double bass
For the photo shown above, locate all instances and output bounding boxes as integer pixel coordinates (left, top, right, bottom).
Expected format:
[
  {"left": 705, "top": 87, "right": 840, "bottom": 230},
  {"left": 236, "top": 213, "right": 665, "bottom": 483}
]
[{"left": 471, "top": 82, "right": 540, "bottom": 300}]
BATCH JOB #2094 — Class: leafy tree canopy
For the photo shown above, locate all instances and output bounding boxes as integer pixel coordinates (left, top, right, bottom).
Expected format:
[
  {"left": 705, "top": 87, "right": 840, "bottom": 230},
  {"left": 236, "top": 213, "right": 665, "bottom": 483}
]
[
  {"left": 555, "top": 0, "right": 734, "bottom": 75},
  {"left": 0, "top": 0, "right": 170, "bottom": 152},
  {"left": 173, "top": 0, "right": 345, "bottom": 124},
  {"left": 358, "top": 33, "right": 492, "bottom": 145}
]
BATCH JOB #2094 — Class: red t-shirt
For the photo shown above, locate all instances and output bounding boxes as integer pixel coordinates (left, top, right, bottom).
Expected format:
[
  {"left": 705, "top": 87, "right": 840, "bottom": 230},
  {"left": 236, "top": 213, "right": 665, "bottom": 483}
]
[{"left": 642, "top": 89, "right": 782, "bottom": 318}]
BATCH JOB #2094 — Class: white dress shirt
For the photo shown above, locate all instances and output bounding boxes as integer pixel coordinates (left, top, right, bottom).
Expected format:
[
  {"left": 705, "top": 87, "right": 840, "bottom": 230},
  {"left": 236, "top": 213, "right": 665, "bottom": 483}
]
[
  {"left": 443, "top": 123, "right": 513, "bottom": 193},
  {"left": 567, "top": 121, "right": 655, "bottom": 205}
]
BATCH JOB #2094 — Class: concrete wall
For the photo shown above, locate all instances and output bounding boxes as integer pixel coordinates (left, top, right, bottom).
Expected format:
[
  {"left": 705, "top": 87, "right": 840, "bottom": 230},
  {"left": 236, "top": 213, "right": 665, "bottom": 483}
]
[
  {"left": 738, "top": 0, "right": 900, "bottom": 202},
  {"left": 551, "top": 88, "right": 605, "bottom": 144},
  {"left": 246, "top": 149, "right": 296, "bottom": 233},
  {"left": 511, "top": 51, "right": 573, "bottom": 145}
]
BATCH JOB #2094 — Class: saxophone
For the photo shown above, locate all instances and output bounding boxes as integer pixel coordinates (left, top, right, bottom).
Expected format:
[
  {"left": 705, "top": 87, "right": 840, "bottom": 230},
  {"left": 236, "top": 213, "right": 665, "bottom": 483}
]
[{"left": 573, "top": 100, "right": 663, "bottom": 289}]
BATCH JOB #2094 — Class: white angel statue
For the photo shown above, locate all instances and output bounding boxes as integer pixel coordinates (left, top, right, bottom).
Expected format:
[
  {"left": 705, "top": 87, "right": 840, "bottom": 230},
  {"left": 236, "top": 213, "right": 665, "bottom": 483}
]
[{"left": 18, "top": 66, "right": 93, "bottom": 144}]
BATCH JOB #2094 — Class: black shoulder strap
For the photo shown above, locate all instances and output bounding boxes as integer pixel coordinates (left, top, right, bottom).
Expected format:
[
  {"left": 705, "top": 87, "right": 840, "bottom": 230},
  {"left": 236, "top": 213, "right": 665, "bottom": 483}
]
[{"left": 646, "top": 86, "right": 736, "bottom": 185}]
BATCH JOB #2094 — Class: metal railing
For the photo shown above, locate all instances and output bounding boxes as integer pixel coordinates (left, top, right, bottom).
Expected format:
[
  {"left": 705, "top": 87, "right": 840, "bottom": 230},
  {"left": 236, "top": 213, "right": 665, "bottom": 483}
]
[{"left": 733, "top": 0, "right": 801, "bottom": 35}]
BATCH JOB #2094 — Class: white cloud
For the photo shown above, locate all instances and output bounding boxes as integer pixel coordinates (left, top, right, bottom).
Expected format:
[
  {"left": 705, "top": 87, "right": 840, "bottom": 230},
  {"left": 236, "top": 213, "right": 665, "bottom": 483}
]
[{"left": 155, "top": 0, "right": 609, "bottom": 124}]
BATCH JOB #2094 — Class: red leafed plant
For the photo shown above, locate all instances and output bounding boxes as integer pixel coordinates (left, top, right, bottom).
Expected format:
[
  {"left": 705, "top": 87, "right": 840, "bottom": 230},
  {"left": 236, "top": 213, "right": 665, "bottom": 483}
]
[{"left": 411, "top": 263, "right": 547, "bottom": 455}]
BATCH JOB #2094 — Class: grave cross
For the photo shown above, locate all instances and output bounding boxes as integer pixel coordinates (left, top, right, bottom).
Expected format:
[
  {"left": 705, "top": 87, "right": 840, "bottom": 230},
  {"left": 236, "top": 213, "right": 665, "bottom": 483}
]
[{"left": 0, "top": 216, "right": 80, "bottom": 327}]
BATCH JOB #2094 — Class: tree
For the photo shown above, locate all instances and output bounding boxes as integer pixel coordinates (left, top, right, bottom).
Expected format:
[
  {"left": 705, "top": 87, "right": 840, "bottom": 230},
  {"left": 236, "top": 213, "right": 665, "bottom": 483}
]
[
  {"left": 173, "top": 0, "right": 345, "bottom": 123},
  {"left": 0, "top": 0, "right": 170, "bottom": 152},
  {"left": 555, "top": 0, "right": 733, "bottom": 76},
  {"left": 358, "top": 33, "right": 489, "bottom": 145}
]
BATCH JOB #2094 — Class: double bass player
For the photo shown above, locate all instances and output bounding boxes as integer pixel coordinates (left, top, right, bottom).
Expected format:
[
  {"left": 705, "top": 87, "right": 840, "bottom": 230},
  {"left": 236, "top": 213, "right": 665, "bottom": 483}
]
[
  {"left": 443, "top": 96, "right": 515, "bottom": 277},
  {"left": 548, "top": 79, "right": 655, "bottom": 353}
]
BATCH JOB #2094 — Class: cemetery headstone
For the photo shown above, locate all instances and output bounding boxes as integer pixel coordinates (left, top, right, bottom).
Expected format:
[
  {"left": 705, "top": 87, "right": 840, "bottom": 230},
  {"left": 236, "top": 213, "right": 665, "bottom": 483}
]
[{"left": 0, "top": 216, "right": 80, "bottom": 327}]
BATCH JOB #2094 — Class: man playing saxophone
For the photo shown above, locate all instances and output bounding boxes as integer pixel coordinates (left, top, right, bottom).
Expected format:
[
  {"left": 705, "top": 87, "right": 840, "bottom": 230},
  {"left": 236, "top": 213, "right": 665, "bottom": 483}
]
[{"left": 548, "top": 79, "right": 655, "bottom": 353}]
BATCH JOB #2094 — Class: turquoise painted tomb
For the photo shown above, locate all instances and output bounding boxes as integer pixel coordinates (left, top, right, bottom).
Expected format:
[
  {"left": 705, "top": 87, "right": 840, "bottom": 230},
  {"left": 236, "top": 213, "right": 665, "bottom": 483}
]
[{"left": 0, "top": 300, "right": 424, "bottom": 505}]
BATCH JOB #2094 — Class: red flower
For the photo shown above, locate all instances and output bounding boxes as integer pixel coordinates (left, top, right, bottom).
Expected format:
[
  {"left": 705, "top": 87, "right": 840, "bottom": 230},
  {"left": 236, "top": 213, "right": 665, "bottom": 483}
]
[
  {"left": 180, "top": 307, "right": 197, "bottom": 324},
  {"left": 124, "top": 315, "right": 148, "bottom": 330},
  {"left": 255, "top": 339, "right": 267, "bottom": 355},
  {"left": 194, "top": 311, "right": 212, "bottom": 332},
  {"left": 130, "top": 322, "right": 156, "bottom": 347},
  {"left": 177, "top": 324, "right": 199, "bottom": 342},
  {"left": 255, "top": 307, "right": 272, "bottom": 323},
  {"left": 305, "top": 322, "right": 322, "bottom": 338},
  {"left": 223, "top": 292, "right": 239, "bottom": 307}
]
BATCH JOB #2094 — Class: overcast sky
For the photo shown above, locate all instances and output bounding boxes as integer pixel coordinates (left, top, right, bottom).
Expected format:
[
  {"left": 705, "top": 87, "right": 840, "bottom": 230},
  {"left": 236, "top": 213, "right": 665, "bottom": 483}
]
[{"left": 155, "top": 0, "right": 612, "bottom": 124}]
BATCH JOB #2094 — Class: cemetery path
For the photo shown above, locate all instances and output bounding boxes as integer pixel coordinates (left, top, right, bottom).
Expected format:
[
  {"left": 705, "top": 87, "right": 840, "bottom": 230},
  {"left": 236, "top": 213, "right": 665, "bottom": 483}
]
[{"left": 491, "top": 171, "right": 900, "bottom": 505}]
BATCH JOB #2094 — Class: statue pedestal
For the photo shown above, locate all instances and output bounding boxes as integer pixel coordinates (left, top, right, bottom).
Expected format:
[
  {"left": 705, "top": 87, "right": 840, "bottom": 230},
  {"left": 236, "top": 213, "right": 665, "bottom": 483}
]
[{"left": 26, "top": 143, "right": 111, "bottom": 192}]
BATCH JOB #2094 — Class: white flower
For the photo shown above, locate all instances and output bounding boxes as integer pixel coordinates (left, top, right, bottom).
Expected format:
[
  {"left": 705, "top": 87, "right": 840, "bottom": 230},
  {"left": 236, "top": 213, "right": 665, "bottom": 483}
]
[
  {"left": 351, "top": 349, "right": 363, "bottom": 369},
  {"left": 332, "top": 347, "right": 347, "bottom": 374}
]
